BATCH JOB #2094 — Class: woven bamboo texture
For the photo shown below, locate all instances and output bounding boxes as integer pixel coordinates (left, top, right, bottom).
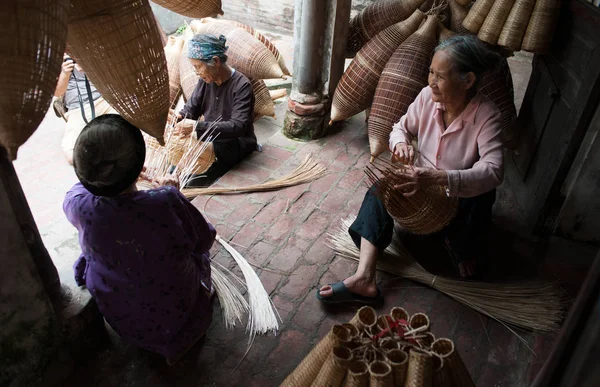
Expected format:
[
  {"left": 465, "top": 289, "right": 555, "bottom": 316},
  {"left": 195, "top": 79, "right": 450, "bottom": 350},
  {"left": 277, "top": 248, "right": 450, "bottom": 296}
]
[
  {"left": 431, "top": 338, "right": 475, "bottom": 387},
  {"left": 349, "top": 306, "right": 377, "bottom": 332},
  {"left": 0, "top": 0, "right": 69, "bottom": 160},
  {"left": 67, "top": 0, "right": 170, "bottom": 145},
  {"left": 455, "top": 0, "right": 471, "bottom": 5},
  {"left": 419, "top": 332, "right": 436, "bottom": 348},
  {"left": 342, "top": 323, "right": 360, "bottom": 338},
  {"left": 521, "top": 0, "right": 560, "bottom": 54},
  {"left": 165, "top": 36, "right": 184, "bottom": 108},
  {"left": 151, "top": 0, "right": 222, "bottom": 18},
  {"left": 312, "top": 346, "right": 352, "bottom": 387},
  {"left": 462, "top": 0, "right": 495, "bottom": 34},
  {"left": 168, "top": 137, "right": 215, "bottom": 175},
  {"left": 432, "top": 357, "right": 452, "bottom": 387},
  {"left": 346, "top": 0, "right": 426, "bottom": 57},
  {"left": 478, "top": 57, "right": 518, "bottom": 148},
  {"left": 448, "top": 0, "right": 471, "bottom": 34},
  {"left": 498, "top": 0, "right": 536, "bottom": 51},
  {"left": 409, "top": 313, "right": 431, "bottom": 331},
  {"left": 179, "top": 39, "right": 199, "bottom": 102},
  {"left": 190, "top": 19, "right": 283, "bottom": 79},
  {"left": 343, "top": 360, "right": 369, "bottom": 387},
  {"left": 478, "top": 0, "right": 516, "bottom": 45},
  {"left": 281, "top": 325, "right": 351, "bottom": 387},
  {"left": 391, "top": 306, "right": 410, "bottom": 322},
  {"left": 331, "top": 10, "right": 426, "bottom": 123},
  {"left": 405, "top": 349, "right": 433, "bottom": 387},
  {"left": 250, "top": 78, "right": 276, "bottom": 121},
  {"left": 369, "top": 361, "right": 393, "bottom": 387},
  {"left": 386, "top": 349, "right": 408, "bottom": 386},
  {"left": 438, "top": 22, "right": 457, "bottom": 42},
  {"left": 369, "top": 16, "right": 437, "bottom": 159}
]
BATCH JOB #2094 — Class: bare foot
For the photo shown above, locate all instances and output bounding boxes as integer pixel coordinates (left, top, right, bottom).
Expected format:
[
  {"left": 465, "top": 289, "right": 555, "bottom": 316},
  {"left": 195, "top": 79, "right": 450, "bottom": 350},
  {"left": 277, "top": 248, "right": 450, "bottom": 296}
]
[
  {"left": 319, "top": 275, "right": 378, "bottom": 299},
  {"left": 458, "top": 260, "right": 476, "bottom": 278}
]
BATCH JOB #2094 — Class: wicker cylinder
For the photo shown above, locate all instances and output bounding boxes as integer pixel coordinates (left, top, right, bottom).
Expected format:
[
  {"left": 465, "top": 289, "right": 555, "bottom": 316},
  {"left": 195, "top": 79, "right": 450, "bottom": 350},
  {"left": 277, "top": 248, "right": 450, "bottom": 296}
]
[
  {"left": 342, "top": 323, "right": 360, "bottom": 338},
  {"left": 448, "top": 0, "right": 471, "bottom": 34},
  {"left": 369, "top": 361, "right": 393, "bottom": 387},
  {"left": 151, "top": 0, "right": 222, "bottom": 18},
  {"left": 462, "top": 0, "right": 495, "bottom": 34},
  {"left": 521, "top": 0, "right": 560, "bottom": 54},
  {"left": 379, "top": 337, "right": 400, "bottom": 352},
  {"left": 498, "top": 0, "right": 536, "bottom": 51},
  {"left": 0, "top": 0, "right": 69, "bottom": 160},
  {"left": 331, "top": 9, "right": 426, "bottom": 123},
  {"left": 67, "top": 0, "right": 170, "bottom": 145},
  {"left": 190, "top": 19, "right": 283, "bottom": 79},
  {"left": 165, "top": 36, "right": 184, "bottom": 108},
  {"left": 419, "top": 332, "right": 436, "bottom": 349},
  {"left": 369, "top": 15, "right": 437, "bottom": 159},
  {"left": 438, "top": 22, "right": 457, "bottom": 42},
  {"left": 405, "top": 349, "right": 433, "bottom": 387},
  {"left": 478, "top": 0, "right": 516, "bottom": 45},
  {"left": 312, "top": 346, "right": 353, "bottom": 387},
  {"left": 282, "top": 325, "right": 352, "bottom": 387},
  {"left": 349, "top": 306, "right": 377, "bottom": 333},
  {"left": 250, "top": 78, "right": 276, "bottom": 122},
  {"left": 343, "top": 360, "right": 369, "bottom": 387},
  {"left": 431, "top": 338, "right": 475, "bottom": 387},
  {"left": 390, "top": 307, "right": 410, "bottom": 323},
  {"left": 346, "top": 0, "right": 427, "bottom": 57},
  {"left": 386, "top": 349, "right": 409, "bottom": 386},
  {"left": 409, "top": 313, "right": 430, "bottom": 332},
  {"left": 432, "top": 356, "right": 452, "bottom": 387}
]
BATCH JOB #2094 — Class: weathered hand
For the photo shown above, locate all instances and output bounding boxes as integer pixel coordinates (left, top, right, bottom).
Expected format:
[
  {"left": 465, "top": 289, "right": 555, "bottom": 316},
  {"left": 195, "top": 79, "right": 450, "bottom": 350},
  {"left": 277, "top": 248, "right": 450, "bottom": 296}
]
[
  {"left": 393, "top": 143, "right": 415, "bottom": 165},
  {"left": 152, "top": 176, "right": 180, "bottom": 190},
  {"left": 392, "top": 167, "right": 446, "bottom": 197},
  {"left": 173, "top": 119, "right": 195, "bottom": 136}
]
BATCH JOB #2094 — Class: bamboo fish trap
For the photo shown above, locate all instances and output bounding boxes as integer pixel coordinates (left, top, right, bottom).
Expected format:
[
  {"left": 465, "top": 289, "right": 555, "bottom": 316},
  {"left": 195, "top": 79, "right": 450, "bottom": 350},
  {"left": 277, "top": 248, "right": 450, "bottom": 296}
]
[
  {"left": 497, "top": 0, "right": 536, "bottom": 52},
  {"left": 462, "top": 0, "right": 495, "bottom": 34},
  {"left": 250, "top": 78, "right": 276, "bottom": 122},
  {"left": 67, "top": 0, "right": 170, "bottom": 145},
  {"left": 447, "top": 0, "right": 471, "bottom": 35},
  {"left": 521, "top": 0, "right": 561, "bottom": 54},
  {"left": 478, "top": 0, "right": 516, "bottom": 45},
  {"left": 346, "top": 0, "right": 427, "bottom": 57},
  {"left": 190, "top": 19, "right": 284, "bottom": 79},
  {"left": 0, "top": 0, "right": 69, "bottom": 160},
  {"left": 331, "top": 9, "right": 426, "bottom": 123},
  {"left": 179, "top": 38, "right": 199, "bottom": 102},
  {"left": 165, "top": 36, "right": 184, "bottom": 109},
  {"left": 150, "top": 0, "right": 223, "bottom": 18},
  {"left": 438, "top": 22, "right": 457, "bottom": 42},
  {"left": 368, "top": 15, "right": 438, "bottom": 159}
]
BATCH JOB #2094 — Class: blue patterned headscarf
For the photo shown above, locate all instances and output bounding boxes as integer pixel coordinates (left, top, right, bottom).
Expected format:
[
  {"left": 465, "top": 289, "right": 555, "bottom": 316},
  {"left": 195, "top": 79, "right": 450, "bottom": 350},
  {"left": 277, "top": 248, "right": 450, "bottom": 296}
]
[{"left": 188, "top": 34, "right": 228, "bottom": 62}]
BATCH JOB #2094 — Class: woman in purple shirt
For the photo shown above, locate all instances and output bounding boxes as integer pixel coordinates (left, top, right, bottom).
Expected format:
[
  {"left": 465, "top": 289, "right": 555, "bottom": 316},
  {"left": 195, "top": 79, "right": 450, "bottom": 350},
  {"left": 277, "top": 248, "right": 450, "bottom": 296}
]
[{"left": 64, "top": 115, "right": 215, "bottom": 365}]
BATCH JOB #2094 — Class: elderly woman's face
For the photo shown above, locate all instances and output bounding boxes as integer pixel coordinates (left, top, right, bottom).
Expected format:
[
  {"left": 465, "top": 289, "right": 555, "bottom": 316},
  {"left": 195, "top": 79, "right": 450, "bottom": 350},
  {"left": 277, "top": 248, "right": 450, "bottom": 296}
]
[
  {"left": 428, "top": 50, "right": 473, "bottom": 105},
  {"left": 190, "top": 58, "right": 219, "bottom": 84}
]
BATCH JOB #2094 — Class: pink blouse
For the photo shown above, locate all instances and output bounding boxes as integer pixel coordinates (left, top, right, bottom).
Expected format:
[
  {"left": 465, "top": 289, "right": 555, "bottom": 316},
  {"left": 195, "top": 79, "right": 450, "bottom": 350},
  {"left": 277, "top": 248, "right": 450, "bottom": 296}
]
[{"left": 389, "top": 86, "right": 504, "bottom": 198}]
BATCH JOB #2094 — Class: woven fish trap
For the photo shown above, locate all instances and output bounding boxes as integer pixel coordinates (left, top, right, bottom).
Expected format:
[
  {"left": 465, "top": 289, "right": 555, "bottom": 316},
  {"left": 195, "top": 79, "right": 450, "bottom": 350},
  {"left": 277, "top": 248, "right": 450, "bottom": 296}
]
[
  {"left": 179, "top": 39, "right": 200, "bottom": 102},
  {"left": 349, "top": 306, "right": 378, "bottom": 332},
  {"left": 409, "top": 313, "right": 430, "bottom": 332},
  {"left": 478, "top": 0, "right": 516, "bottom": 45},
  {"left": 386, "top": 349, "right": 409, "bottom": 386},
  {"left": 68, "top": 0, "right": 170, "bottom": 145},
  {"left": 369, "top": 16, "right": 438, "bottom": 159},
  {"left": 521, "top": 0, "right": 560, "bottom": 54},
  {"left": 479, "top": 58, "right": 518, "bottom": 148},
  {"left": 344, "top": 360, "right": 369, "bottom": 387},
  {"left": 313, "top": 346, "right": 353, "bottom": 387},
  {"left": 190, "top": 19, "right": 283, "bottom": 79},
  {"left": 431, "top": 338, "right": 476, "bottom": 387},
  {"left": 420, "top": 0, "right": 451, "bottom": 28},
  {"left": 406, "top": 349, "right": 433, "bottom": 387},
  {"left": 346, "top": 0, "right": 426, "bottom": 57},
  {"left": 438, "top": 22, "right": 458, "bottom": 42},
  {"left": 151, "top": 0, "right": 222, "bottom": 18},
  {"left": 250, "top": 78, "right": 275, "bottom": 122},
  {"left": 331, "top": 9, "right": 426, "bottom": 123},
  {"left": 165, "top": 36, "right": 184, "bottom": 108},
  {"left": 462, "top": 0, "right": 495, "bottom": 34},
  {"left": 432, "top": 356, "right": 453, "bottom": 387},
  {"left": 455, "top": 0, "right": 471, "bottom": 5},
  {"left": 369, "top": 361, "right": 393, "bottom": 387},
  {"left": 498, "top": 0, "right": 536, "bottom": 51},
  {"left": 0, "top": 0, "right": 69, "bottom": 160},
  {"left": 448, "top": 0, "right": 471, "bottom": 34},
  {"left": 281, "top": 325, "right": 352, "bottom": 387},
  {"left": 167, "top": 136, "right": 215, "bottom": 175}
]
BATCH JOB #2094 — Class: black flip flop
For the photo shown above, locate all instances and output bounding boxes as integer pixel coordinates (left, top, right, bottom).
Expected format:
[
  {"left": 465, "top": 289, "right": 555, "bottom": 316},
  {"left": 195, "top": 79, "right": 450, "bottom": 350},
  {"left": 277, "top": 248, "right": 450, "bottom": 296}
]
[{"left": 316, "top": 281, "right": 384, "bottom": 305}]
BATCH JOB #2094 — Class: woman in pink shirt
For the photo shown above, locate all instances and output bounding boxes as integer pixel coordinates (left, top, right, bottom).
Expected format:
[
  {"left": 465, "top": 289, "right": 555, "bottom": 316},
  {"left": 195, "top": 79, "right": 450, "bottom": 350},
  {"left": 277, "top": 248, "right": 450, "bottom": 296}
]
[{"left": 318, "top": 35, "right": 504, "bottom": 304}]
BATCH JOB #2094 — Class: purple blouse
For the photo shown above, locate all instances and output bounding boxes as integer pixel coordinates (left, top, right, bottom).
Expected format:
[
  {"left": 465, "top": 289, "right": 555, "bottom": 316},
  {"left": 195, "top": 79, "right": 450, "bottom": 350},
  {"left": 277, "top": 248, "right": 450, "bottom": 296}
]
[{"left": 64, "top": 183, "right": 216, "bottom": 358}]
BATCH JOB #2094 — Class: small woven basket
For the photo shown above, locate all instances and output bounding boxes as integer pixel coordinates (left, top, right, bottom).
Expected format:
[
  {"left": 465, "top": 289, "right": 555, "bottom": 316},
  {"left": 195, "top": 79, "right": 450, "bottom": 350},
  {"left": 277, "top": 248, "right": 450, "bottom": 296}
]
[
  {"left": 431, "top": 338, "right": 476, "bottom": 387},
  {"left": 390, "top": 306, "right": 410, "bottom": 323},
  {"left": 165, "top": 36, "right": 184, "bottom": 108},
  {"left": 409, "top": 313, "right": 431, "bottom": 332},
  {"left": 349, "top": 306, "right": 378, "bottom": 333},
  {"left": 342, "top": 323, "right": 360, "bottom": 339},
  {"left": 521, "top": 0, "right": 560, "bottom": 54},
  {"left": 167, "top": 137, "right": 215, "bottom": 175},
  {"left": 462, "top": 0, "right": 495, "bottom": 34},
  {"left": 312, "top": 346, "right": 353, "bottom": 387},
  {"left": 478, "top": 0, "right": 516, "bottom": 45},
  {"left": 369, "top": 361, "right": 393, "bottom": 387},
  {"left": 379, "top": 337, "right": 400, "bottom": 352},
  {"left": 343, "top": 360, "right": 369, "bottom": 387},
  {"left": 498, "top": 0, "right": 536, "bottom": 51},
  {"left": 151, "top": 0, "right": 223, "bottom": 18},
  {"left": 386, "top": 349, "right": 409, "bottom": 386},
  {"left": 418, "top": 332, "right": 436, "bottom": 348},
  {"left": 405, "top": 349, "right": 433, "bottom": 387}
]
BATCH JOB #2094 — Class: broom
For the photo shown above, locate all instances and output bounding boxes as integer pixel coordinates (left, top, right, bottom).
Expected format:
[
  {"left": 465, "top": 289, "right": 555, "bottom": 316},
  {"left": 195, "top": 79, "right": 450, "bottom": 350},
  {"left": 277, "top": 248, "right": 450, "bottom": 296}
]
[{"left": 327, "top": 217, "right": 564, "bottom": 335}]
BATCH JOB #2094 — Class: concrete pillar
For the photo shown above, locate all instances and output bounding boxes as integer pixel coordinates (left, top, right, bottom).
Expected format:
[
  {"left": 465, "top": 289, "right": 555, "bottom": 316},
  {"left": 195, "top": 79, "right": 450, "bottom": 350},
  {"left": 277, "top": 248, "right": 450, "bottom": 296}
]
[{"left": 283, "top": 0, "right": 351, "bottom": 140}]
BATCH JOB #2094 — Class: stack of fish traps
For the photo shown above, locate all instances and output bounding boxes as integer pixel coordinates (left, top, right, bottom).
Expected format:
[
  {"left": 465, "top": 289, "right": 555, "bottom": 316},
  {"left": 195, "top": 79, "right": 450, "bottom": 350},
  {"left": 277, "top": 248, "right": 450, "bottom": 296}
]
[{"left": 282, "top": 306, "right": 475, "bottom": 387}]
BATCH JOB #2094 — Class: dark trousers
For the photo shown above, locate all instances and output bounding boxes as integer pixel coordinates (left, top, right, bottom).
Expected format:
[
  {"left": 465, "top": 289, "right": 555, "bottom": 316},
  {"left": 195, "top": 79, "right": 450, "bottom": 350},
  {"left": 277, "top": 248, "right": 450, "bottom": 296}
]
[
  {"left": 349, "top": 186, "right": 496, "bottom": 262},
  {"left": 186, "top": 139, "right": 250, "bottom": 188}
]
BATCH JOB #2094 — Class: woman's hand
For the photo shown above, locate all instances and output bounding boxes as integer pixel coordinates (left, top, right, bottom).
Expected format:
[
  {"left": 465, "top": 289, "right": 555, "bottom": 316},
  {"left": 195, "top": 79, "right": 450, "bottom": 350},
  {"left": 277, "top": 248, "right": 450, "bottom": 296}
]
[
  {"left": 393, "top": 142, "right": 415, "bottom": 165},
  {"left": 168, "top": 109, "right": 182, "bottom": 125},
  {"left": 173, "top": 119, "right": 196, "bottom": 136},
  {"left": 152, "top": 176, "right": 180, "bottom": 190},
  {"left": 393, "top": 167, "right": 447, "bottom": 196}
]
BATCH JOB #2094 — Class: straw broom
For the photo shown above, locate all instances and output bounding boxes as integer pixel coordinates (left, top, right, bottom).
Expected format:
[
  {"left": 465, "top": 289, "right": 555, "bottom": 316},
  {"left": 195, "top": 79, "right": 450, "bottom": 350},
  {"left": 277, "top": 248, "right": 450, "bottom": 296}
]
[{"left": 327, "top": 217, "right": 564, "bottom": 334}]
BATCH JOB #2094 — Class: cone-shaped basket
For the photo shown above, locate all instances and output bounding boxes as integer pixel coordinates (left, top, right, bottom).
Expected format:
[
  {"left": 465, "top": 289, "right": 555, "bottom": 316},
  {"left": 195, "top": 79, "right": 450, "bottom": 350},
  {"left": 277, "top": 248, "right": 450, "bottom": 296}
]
[
  {"left": 386, "top": 349, "right": 409, "bottom": 386},
  {"left": 349, "top": 306, "right": 377, "bottom": 333},
  {"left": 448, "top": 0, "right": 471, "bottom": 34},
  {"left": 406, "top": 349, "right": 433, "bottom": 387},
  {"left": 331, "top": 10, "right": 426, "bottom": 123},
  {"left": 250, "top": 78, "right": 275, "bottom": 122},
  {"left": 281, "top": 325, "right": 351, "bottom": 387},
  {"left": 312, "top": 346, "right": 353, "bottom": 387},
  {"left": 521, "top": 0, "right": 560, "bottom": 54},
  {"left": 343, "top": 360, "right": 369, "bottom": 387},
  {"left": 68, "top": 0, "right": 170, "bottom": 145},
  {"left": 431, "top": 338, "right": 476, "bottom": 387},
  {"left": 498, "top": 0, "right": 536, "bottom": 51},
  {"left": 190, "top": 19, "right": 284, "bottom": 79},
  {"left": 369, "top": 361, "right": 394, "bottom": 387},
  {"left": 462, "top": 0, "right": 495, "bottom": 34},
  {"left": 165, "top": 36, "right": 184, "bottom": 108},
  {"left": 369, "top": 16, "right": 438, "bottom": 159},
  {"left": 0, "top": 0, "right": 69, "bottom": 160},
  {"left": 478, "top": 0, "right": 516, "bottom": 45},
  {"left": 151, "top": 0, "right": 223, "bottom": 18},
  {"left": 438, "top": 22, "right": 458, "bottom": 42}
]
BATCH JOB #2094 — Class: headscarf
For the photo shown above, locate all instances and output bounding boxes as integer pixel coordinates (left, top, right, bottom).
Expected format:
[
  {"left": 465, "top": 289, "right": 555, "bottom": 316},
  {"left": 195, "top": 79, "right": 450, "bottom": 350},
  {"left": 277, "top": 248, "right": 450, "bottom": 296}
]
[{"left": 188, "top": 34, "right": 228, "bottom": 61}]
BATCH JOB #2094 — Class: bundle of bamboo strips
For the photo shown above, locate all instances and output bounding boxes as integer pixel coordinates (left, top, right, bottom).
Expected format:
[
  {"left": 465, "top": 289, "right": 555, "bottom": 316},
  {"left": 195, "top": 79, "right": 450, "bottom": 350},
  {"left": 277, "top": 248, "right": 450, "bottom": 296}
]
[{"left": 210, "top": 260, "right": 249, "bottom": 329}]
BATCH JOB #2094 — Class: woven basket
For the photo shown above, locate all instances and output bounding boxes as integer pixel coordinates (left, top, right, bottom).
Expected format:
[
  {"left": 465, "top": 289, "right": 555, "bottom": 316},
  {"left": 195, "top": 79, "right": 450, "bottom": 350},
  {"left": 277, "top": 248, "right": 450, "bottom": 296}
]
[
  {"left": 478, "top": 57, "right": 518, "bottom": 148},
  {"left": 498, "top": 0, "right": 536, "bottom": 51},
  {"left": 165, "top": 36, "right": 184, "bottom": 109},
  {"left": 478, "top": 0, "right": 516, "bottom": 45},
  {"left": 346, "top": 0, "right": 427, "bottom": 57},
  {"left": 448, "top": 0, "right": 471, "bottom": 34},
  {"left": 282, "top": 325, "right": 351, "bottom": 387},
  {"left": 431, "top": 338, "right": 475, "bottom": 387},
  {"left": 250, "top": 78, "right": 275, "bottom": 122},
  {"left": 386, "top": 349, "right": 409, "bottom": 386},
  {"left": 376, "top": 315, "right": 394, "bottom": 337},
  {"left": 331, "top": 9, "right": 426, "bottom": 123},
  {"left": 369, "top": 361, "right": 393, "bottom": 387},
  {"left": 521, "top": 0, "right": 560, "bottom": 54},
  {"left": 190, "top": 19, "right": 283, "bottom": 79},
  {"left": 343, "top": 360, "right": 369, "bottom": 387},
  {"left": 151, "top": 0, "right": 222, "bottom": 18},
  {"left": 419, "top": 332, "right": 436, "bottom": 348},
  {"left": 390, "top": 307, "right": 410, "bottom": 323},
  {"left": 342, "top": 323, "right": 360, "bottom": 339},
  {"left": 349, "top": 306, "right": 377, "bottom": 333},
  {"left": 462, "top": 0, "right": 495, "bottom": 34},
  {"left": 179, "top": 38, "right": 200, "bottom": 102},
  {"left": 312, "top": 346, "right": 353, "bottom": 387},
  {"left": 379, "top": 337, "right": 400, "bottom": 352},
  {"left": 0, "top": 0, "right": 69, "bottom": 160},
  {"left": 406, "top": 349, "right": 433, "bottom": 387},
  {"left": 68, "top": 0, "right": 170, "bottom": 145},
  {"left": 455, "top": 0, "right": 471, "bottom": 5},
  {"left": 432, "top": 356, "right": 453, "bottom": 387},
  {"left": 167, "top": 137, "right": 215, "bottom": 175},
  {"left": 369, "top": 15, "right": 437, "bottom": 159},
  {"left": 438, "top": 22, "right": 458, "bottom": 42},
  {"left": 409, "top": 313, "right": 430, "bottom": 332}
]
